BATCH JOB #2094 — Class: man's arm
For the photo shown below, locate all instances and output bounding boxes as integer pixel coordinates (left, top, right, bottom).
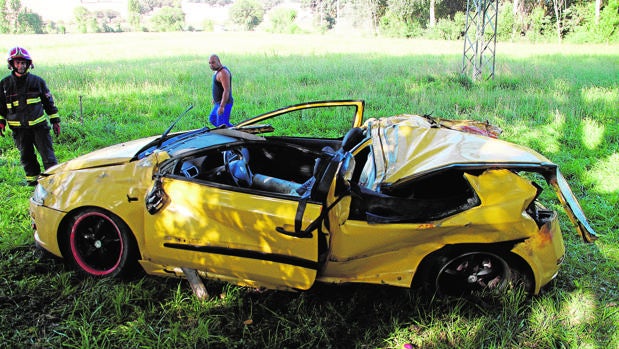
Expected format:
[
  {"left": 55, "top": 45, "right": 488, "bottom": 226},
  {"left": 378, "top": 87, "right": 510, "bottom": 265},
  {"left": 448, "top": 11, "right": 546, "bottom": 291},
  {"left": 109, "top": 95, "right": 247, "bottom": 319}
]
[
  {"left": 0, "top": 80, "right": 7, "bottom": 118},
  {"left": 218, "top": 69, "right": 231, "bottom": 107},
  {"left": 39, "top": 78, "right": 60, "bottom": 123}
]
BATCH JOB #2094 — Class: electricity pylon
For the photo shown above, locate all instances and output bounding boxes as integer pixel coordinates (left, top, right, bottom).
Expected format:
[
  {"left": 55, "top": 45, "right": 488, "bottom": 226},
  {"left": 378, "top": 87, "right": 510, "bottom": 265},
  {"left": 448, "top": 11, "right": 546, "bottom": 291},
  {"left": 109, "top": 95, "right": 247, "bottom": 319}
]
[{"left": 462, "top": 0, "right": 499, "bottom": 80}]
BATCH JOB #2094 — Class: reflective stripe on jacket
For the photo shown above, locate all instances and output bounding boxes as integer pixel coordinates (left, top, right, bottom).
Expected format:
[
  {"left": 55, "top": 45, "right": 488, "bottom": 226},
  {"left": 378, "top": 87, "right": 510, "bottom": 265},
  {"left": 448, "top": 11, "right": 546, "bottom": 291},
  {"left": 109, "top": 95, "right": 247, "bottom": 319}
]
[{"left": 0, "top": 72, "right": 59, "bottom": 128}]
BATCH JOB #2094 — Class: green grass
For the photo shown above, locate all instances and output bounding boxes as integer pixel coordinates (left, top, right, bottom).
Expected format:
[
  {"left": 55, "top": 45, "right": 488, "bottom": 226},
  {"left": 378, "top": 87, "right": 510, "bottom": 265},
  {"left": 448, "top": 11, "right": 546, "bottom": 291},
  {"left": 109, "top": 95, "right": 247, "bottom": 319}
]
[{"left": 0, "top": 32, "right": 617, "bottom": 348}]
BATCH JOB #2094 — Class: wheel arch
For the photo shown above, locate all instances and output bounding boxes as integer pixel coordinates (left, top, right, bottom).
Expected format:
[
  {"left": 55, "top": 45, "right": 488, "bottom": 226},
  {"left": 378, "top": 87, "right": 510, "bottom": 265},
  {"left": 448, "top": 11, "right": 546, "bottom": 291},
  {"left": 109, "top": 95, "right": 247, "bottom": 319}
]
[
  {"left": 57, "top": 206, "right": 142, "bottom": 263},
  {"left": 411, "top": 241, "right": 535, "bottom": 294}
]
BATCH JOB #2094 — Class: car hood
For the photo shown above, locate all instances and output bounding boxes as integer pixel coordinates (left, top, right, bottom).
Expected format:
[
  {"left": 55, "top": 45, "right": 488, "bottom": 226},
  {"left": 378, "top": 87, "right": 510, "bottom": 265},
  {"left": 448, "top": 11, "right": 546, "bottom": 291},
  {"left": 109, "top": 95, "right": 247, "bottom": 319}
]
[
  {"left": 365, "top": 115, "right": 552, "bottom": 186},
  {"left": 46, "top": 136, "right": 159, "bottom": 174}
]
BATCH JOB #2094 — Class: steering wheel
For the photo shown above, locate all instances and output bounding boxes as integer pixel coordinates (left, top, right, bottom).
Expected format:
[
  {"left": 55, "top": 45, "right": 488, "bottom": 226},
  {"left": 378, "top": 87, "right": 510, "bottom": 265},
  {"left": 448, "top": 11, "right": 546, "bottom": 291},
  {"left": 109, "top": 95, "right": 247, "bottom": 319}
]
[{"left": 223, "top": 148, "right": 253, "bottom": 187}]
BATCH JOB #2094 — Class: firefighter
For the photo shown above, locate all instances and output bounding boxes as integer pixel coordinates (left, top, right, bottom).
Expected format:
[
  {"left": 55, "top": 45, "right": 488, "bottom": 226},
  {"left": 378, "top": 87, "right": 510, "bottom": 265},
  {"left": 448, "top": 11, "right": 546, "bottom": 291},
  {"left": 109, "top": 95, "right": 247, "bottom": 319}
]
[{"left": 0, "top": 46, "right": 61, "bottom": 186}]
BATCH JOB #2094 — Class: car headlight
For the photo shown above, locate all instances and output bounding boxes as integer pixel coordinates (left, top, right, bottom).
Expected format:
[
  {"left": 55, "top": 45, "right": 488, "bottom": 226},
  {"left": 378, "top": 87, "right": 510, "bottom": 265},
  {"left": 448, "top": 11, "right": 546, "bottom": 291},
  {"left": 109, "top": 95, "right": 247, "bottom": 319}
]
[{"left": 31, "top": 183, "right": 49, "bottom": 205}]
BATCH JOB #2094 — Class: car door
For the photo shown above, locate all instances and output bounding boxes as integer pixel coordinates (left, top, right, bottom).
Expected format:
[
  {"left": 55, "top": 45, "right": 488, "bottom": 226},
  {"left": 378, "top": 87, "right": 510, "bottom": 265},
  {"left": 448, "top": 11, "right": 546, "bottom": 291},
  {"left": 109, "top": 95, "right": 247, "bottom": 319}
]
[{"left": 142, "top": 175, "right": 324, "bottom": 290}]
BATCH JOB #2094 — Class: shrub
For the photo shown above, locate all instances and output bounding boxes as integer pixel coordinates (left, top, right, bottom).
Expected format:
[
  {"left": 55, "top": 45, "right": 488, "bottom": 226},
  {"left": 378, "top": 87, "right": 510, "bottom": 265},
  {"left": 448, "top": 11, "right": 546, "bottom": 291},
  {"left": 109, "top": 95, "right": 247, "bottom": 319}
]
[
  {"left": 202, "top": 19, "right": 215, "bottom": 32},
  {"left": 496, "top": 2, "right": 517, "bottom": 41},
  {"left": 427, "top": 12, "right": 465, "bottom": 40},
  {"left": 266, "top": 7, "right": 301, "bottom": 34},
  {"left": 528, "top": 6, "right": 554, "bottom": 42},
  {"left": 379, "top": 11, "right": 423, "bottom": 38}
]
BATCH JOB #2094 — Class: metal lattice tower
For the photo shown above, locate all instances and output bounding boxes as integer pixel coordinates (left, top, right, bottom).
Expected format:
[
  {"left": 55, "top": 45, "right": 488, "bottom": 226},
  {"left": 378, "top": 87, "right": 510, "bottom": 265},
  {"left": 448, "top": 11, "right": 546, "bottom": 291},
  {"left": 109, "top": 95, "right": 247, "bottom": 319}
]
[{"left": 462, "top": 0, "right": 499, "bottom": 80}]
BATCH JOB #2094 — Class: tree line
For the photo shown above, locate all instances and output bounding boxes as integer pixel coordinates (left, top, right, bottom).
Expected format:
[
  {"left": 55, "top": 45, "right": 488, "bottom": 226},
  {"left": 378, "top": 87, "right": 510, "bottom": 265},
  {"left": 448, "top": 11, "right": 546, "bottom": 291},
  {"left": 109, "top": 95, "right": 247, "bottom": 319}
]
[{"left": 1, "top": 0, "right": 617, "bottom": 43}]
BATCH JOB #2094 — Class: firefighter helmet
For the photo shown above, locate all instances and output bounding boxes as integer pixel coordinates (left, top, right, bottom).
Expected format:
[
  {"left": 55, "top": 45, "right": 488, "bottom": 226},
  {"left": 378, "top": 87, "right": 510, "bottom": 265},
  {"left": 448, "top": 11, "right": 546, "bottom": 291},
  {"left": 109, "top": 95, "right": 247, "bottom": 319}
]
[{"left": 7, "top": 46, "right": 34, "bottom": 70}]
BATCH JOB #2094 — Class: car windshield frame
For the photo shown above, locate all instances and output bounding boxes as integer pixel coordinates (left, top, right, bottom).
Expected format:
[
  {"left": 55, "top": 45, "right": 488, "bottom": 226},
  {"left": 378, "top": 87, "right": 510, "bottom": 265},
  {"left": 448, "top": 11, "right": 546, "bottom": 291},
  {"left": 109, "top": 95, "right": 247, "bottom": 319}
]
[{"left": 234, "top": 100, "right": 365, "bottom": 138}]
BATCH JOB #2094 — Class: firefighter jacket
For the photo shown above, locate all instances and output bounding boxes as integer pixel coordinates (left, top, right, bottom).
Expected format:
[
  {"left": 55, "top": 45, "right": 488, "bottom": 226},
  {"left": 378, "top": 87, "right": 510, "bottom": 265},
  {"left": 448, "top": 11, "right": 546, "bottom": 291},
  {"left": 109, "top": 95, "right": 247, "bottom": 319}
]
[{"left": 0, "top": 72, "right": 60, "bottom": 129}]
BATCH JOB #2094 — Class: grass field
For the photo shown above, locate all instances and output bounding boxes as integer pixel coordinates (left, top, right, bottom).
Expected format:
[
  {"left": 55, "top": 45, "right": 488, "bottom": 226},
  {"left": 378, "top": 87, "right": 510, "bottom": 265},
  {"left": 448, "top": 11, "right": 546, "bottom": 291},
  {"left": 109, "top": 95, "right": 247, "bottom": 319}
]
[{"left": 0, "top": 32, "right": 617, "bottom": 348}]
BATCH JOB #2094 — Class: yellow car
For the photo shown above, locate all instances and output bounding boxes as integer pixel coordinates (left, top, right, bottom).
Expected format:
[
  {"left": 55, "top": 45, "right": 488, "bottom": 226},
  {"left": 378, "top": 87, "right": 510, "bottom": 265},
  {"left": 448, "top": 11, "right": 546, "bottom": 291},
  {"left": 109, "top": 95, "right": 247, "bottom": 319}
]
[{"left": 30, "top": 100, "right": 597, "bottom": 297}]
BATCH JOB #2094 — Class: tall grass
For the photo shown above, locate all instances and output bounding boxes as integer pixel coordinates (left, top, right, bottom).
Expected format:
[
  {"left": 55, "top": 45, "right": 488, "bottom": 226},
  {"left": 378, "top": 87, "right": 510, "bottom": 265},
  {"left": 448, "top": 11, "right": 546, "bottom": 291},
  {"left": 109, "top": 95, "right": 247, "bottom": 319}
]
[{"left": 0, "top": 32, "right": 617, "bottom": 348}]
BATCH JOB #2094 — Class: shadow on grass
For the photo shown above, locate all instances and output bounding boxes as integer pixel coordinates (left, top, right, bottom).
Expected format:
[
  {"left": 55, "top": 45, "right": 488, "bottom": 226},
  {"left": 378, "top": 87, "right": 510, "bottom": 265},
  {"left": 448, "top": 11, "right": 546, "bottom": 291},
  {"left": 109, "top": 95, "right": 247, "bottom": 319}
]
[{"left": 0, "top": 243, "right": 615, "bottom": 348}]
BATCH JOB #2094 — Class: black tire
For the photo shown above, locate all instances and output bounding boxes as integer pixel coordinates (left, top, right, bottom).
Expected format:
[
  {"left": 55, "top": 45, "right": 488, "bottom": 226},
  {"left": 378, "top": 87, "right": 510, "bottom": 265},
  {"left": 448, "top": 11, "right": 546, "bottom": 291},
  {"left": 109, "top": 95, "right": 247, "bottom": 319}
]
[
  {"left": 65, "top": 208, "right": 138, "bottom": 278},
  {"left": 421, "top": 249, "right": 532, "bottom": 297}
]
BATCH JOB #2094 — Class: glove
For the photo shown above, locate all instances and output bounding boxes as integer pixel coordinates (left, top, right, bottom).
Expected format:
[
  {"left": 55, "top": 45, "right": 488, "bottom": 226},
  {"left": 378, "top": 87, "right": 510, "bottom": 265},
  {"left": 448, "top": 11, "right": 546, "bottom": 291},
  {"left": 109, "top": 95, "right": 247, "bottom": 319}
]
[
  {"left": 52, "top": 122, "right": 61, "bottom": 137},
  {"left": 0, "top": 123, "right": 5, "bottom": 137}
]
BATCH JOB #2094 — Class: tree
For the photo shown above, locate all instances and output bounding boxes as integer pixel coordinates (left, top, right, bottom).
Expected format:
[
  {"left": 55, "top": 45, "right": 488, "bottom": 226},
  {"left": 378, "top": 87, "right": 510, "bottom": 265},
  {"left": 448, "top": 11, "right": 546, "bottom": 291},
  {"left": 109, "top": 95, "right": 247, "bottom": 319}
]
[
  {"left": 595, "top": 0, "right": 619, "bottom": 42},
  {"left": 74, "top": 6, "right": 90, "bottom": 33},
  {"left": 0, "top": 0, "right": 21, "bottom": 33},
  {"left": 229, "top": 0, "right": 264, "bottom": 30},
  {"left": 497, "top": 1, "right": 517, "bottom": 40},
  {"left": 17, "top": 9, "right": 43, "bottom": 33},
  {"left": 332, "top": 0, "right": 388, "bottom": 35},
  {"left": 300, "top": 0, "right": 339, "bottom": 30},
  {"left": 366, "top": 0, "right": 389, "bottom": 34},
  {"left": 387, "top": 0, "right": 428, "bottom": 27},
  {"left": 150, "top": 6, "right": 185, "bottom": 31},
  {"left": 1, "top": 0, "right": 50, "bottom": 34},
  {"left": 429, "top": 0, "right": 436, "bottom": 27},
  {"left": 128, "top": 0, "right": 142, "bottom": 30},
  {"left": 263, "top": 0, "right": 283, "bottom": 11},
  {"left": 0, "top": 0, "right": 11, "bottom": 33},
  {"left": 187, "top": 0, "right": 232, "bottom": 5},
  {"left": 552, "top": 0, "right": 566, "bottom": 42}
]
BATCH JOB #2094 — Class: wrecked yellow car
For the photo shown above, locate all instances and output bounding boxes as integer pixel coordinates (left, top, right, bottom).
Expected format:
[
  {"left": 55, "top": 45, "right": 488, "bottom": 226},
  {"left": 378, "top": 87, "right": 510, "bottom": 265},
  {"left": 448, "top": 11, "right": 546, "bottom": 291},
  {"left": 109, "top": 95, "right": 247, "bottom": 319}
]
[{"left": 30, "top": 100, "right": 597, "bottom": 296}]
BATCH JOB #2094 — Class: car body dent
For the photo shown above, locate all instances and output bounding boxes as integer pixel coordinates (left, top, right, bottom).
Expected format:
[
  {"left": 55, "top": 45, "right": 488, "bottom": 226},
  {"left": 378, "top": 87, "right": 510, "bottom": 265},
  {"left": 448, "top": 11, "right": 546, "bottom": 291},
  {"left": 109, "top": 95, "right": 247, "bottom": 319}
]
[
  {"left": 46, "top": 136, "right": 159, "bottom": 174},
  {"left": 510, "top": 212, "right": 565, "bottom": 294},
  {"left": 363, "top": 115, "right": 552, "bottom": 188},
  {"left": 31, "top": 150, "right": 168, "bottom": 258},
  {"left": 360, "top": 115, "right": 597, "bottom": 244},
  {"left": 320, "top": 169, "right": 555, "bottom": 288}
]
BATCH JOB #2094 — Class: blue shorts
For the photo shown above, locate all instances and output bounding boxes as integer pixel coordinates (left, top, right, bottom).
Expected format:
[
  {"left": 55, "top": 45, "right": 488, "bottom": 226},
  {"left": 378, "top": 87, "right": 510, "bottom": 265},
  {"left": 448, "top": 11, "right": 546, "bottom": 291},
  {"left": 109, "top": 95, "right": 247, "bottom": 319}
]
[{"left": 209, "top": 103, "right": 233, "bottom": 127}]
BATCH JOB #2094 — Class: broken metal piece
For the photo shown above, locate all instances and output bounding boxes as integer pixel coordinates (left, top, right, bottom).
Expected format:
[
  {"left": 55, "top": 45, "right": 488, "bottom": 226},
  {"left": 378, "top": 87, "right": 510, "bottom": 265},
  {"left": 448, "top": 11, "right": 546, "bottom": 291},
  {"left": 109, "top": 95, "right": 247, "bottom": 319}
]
[{"left": 181, "top": 267, "right": 209, "bottom": 300}]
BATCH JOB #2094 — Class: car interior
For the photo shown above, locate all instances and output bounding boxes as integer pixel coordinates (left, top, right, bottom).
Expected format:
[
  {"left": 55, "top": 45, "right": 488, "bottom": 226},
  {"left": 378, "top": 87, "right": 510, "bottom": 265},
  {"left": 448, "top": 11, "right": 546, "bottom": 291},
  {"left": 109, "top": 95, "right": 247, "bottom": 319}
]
[
  {"left": 174, "top": 141, "right": 322, "bottom": 194},
  {"left": 170, "top": 127, "right": 481, "bottom": 224}
]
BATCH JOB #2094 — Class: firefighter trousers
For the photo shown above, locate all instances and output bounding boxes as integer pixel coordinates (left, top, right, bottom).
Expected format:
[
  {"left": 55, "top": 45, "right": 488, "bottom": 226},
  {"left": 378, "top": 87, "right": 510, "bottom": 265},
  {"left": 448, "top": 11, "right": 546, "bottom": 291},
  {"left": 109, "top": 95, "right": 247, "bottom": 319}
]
[{"left": 11, "top": 124, "right": 58, "bottom": 182}]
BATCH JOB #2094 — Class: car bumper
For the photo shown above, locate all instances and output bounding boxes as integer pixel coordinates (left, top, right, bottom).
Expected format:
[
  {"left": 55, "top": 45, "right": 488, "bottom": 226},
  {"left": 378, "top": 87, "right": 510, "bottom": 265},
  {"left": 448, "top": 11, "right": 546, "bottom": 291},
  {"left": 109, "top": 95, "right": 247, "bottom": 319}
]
[
  {"left": 30, "top": 199, "right": 65, "bottom": 258},
  {"left": 512, "top": 210, "right": 565, "bottom": 294}
]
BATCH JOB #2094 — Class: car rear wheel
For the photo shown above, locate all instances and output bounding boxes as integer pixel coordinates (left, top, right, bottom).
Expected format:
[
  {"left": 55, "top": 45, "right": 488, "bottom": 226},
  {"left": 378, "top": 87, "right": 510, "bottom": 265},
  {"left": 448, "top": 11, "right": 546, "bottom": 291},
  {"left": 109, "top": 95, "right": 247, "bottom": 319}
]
[
  {"left": 65, "top": 209, "right": 138, "bottom": 278},
  {"left": 424, "top": 249, "right": 532, "bottom": 297}
]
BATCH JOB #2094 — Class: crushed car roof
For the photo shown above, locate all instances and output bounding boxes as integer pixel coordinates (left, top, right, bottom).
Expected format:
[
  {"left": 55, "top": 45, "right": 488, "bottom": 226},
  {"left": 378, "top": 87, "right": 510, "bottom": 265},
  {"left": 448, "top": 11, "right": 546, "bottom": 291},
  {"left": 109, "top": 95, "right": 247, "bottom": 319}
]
[{"left": 365, "top": 115, "right": 554, "bottom": 189}]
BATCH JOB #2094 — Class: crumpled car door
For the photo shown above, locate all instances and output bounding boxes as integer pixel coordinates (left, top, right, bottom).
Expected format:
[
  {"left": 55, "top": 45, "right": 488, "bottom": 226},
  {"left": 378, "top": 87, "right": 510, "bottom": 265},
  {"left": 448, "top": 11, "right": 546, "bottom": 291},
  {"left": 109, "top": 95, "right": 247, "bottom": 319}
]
[{"left": 142, "top": 177, "right": 322, "bottom": 290}]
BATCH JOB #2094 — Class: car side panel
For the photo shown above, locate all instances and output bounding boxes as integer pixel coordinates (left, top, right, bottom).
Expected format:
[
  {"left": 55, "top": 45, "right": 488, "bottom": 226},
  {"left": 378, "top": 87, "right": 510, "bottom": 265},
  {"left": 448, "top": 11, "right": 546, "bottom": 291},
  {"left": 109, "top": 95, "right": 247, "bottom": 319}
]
[
  {"left": 142, "top": 178, "right": 322, "bottom": 290},
  {"left": 511, "top": 213, "right": 565, "bottom": 294},
  {"left": 30, "top": 154, "right": 161, "bottom": 260},
  {"left": 320, "top": 169, "right": 545, "bottom": 288}
]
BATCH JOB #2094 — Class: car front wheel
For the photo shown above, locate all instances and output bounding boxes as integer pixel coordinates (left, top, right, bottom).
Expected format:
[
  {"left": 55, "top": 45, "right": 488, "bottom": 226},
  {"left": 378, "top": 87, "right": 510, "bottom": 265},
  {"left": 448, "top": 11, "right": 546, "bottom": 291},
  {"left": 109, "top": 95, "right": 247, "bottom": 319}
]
[{"left": 65, "top": 209, "right": 138, "bottom": 278}]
